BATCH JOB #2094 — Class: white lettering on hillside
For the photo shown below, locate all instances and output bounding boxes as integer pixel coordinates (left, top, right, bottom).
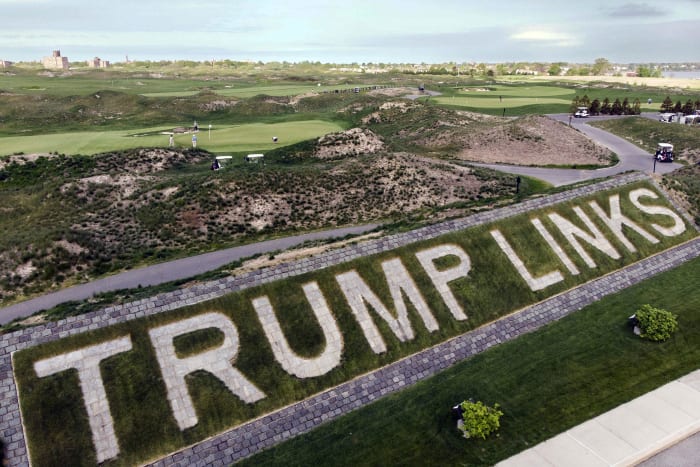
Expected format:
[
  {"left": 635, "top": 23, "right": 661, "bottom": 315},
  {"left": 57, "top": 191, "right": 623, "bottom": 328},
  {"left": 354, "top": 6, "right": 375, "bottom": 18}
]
[
  {"left": 336, "top": 257, "right": 436, "bottom": 354},
  {"left": 548, "top": 207, "right": 620, "bottom": 268},
  {"left": 531, "top": 218, "right": 580, "bottom": 275},
  {"left": 23, "top": 187, "right": 692, "bottom": 458},
  {"left": 252, "top": 282, "right": 343, "bottom": 378},
  {"left": 414, "top": 245, "right": 470, "bottom": 321},
  {"left": 34, "top": 336, "right": 133, "bottom": 463},
  {"left": 491, "top": 229, "right": 564, "bottom": 291},
  {"left": 589, "top": 195, "right": 658, "bottom": 252},
  {"left": 383, "top": 258, "right": 439, "bottom": 332},
  {"left": 629, "top": 188, "right": 686, "bottom": 237},
  {"left": 148, "top": 313, "right": 265, "bottom": 430}
]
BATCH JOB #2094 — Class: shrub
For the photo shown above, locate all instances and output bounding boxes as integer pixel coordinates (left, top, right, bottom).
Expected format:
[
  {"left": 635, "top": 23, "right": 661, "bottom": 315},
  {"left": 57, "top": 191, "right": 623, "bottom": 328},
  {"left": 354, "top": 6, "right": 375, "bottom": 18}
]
[
  {"left": 459, "top": 400, "right": 503, "bottom": 440},
  {"left": 635, "top": 304, "right": 678, "bottom": 342}
]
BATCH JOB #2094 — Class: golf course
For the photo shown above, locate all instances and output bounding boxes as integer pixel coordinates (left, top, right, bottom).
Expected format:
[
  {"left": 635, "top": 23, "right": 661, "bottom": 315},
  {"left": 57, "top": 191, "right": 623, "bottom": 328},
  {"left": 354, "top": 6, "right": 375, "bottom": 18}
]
[{"left": 2, "top": 61, "right": 700, "bottom": 467}]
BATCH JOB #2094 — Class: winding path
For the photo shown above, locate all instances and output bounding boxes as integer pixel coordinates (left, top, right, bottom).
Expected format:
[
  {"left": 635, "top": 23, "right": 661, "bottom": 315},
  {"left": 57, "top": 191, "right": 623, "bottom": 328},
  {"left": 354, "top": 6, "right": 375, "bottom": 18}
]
[
  {"left": 0, "top": 224, "right": 379, "bottom": 325},
  {"left": 470, "top": 114, "right": 682, "bottom": 186}
]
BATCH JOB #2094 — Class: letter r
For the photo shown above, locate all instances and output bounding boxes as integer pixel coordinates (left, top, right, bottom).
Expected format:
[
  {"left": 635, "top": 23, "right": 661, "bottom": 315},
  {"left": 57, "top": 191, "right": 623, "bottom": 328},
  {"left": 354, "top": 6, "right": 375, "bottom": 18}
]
[{"left": 148, "top": 312, "right": 265, "bottom": 430}]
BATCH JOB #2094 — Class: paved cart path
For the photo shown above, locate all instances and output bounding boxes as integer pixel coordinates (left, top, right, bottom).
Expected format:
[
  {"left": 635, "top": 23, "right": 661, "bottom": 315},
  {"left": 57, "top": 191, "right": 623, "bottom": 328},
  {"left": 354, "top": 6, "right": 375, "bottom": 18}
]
[{"left": 0, "top": 224, "right": 379, "bottom": 325}]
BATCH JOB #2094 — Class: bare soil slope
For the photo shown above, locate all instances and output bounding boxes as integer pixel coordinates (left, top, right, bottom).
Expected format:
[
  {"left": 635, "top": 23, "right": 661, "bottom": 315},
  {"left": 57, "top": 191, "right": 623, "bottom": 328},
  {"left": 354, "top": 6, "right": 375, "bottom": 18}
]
[{"left": 364, "top": 102, "right": 614, "bottom": 166}]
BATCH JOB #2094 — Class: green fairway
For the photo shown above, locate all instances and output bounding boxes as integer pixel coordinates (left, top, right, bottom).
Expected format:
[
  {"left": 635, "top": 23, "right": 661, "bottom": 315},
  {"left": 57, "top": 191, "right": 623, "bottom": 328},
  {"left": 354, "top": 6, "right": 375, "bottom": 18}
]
[
  {"left": 431, "top": 83, "right": 700, "bottom": 116},
  {"left": 0, "top": 120, "right": 344, "bottom": 156},
  {"left": 432, "top": 95, "right": 571, "bottom": 109},
  {"left": 458, "top": 85, "right": 575, "bottom": 97},
  {"left": 0, "top": 74, "right": 219, "bottom": 97},
  {"left": 142, "top": 83, "right": 364, "bottom": 98},
  {"left": 0, "top": 71, "right": 370, "bottom": 98}
]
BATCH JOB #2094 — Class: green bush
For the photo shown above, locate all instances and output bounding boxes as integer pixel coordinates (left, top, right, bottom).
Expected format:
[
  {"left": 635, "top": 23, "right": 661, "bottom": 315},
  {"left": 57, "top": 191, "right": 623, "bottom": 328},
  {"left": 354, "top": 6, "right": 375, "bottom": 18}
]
[
  {"left": 459, "top": 400, "right": 503, "bottom": 440},
  {"left": 635, "top": 304, "right": 678, "bottom": 342}
]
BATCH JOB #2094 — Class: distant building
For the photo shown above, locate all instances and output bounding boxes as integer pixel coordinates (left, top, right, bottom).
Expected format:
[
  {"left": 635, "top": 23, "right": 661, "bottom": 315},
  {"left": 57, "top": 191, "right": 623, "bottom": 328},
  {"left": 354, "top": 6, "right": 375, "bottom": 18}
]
[
  {"left": 42, "top": 50, "right": 69, "bottom": 70},
  {"left": 0, "top": 60, "right": 12, "bottom": 69},
  {"left": 87, "top": 57, "right": 110, "bottom": 68}
]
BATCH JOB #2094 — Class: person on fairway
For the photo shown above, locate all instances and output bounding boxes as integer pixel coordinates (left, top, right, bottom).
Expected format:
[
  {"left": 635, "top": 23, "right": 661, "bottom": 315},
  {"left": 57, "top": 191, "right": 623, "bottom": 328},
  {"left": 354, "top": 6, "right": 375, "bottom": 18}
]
[{"left": 192, "top": 134, "right": 197, "bottom": 148}]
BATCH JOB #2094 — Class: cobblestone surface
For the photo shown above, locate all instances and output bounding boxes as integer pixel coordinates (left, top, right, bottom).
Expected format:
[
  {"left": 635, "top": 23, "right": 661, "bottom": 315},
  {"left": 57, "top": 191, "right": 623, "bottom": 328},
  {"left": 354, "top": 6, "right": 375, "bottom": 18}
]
[{"left": 2, "top": 172, "right": 698, "bottom": 466}]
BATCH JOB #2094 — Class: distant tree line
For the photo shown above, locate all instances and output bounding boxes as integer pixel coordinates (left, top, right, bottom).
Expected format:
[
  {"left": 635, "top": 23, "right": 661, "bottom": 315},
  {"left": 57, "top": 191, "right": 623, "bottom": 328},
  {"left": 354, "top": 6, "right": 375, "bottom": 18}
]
[
  {"left": 570, "top": 95, "right": 641, "bottom": 115},
  {"left": 660, "top": 96, "right": 700, "bottom": 114}
]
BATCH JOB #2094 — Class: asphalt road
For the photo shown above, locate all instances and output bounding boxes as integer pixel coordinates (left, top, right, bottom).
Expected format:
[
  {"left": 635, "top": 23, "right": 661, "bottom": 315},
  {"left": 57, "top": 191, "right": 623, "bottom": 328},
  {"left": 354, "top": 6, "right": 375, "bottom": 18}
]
[
  {"left": 0, "top": 224, "right": 379, "bottom": 325},
  {"left": 470, "top": 114, "right": 682, "bottom": 186},
  {"left": 638, "top": 430, "right": 700, "bottom": 467}
]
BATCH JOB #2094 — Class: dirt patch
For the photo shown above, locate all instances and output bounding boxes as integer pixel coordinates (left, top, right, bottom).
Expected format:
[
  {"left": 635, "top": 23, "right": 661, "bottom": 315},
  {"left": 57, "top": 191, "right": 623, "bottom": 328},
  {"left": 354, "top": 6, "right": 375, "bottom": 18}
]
[
  {"left": 62, "top": 173, "right": 151, "bottom": 200},
  {"left": 439, "top": 115, "right": 612, "bottom": 166},
  {"left": 367, "top": 87, "right": 416, "bottom": 97},
  {"left": 13, "top": 262, "right": 36, "bottom": 280},
  {"left": 290, "top": 92, "right": 319, "bottom": 106},
  {"left": 54, "top": 240, "right": 87, "bottom": 255},
  {"left": 314, "top": 128, "right": 385, "bottom": 159},
  {"left": 233, "top": 232, "right": 384, "bottom": 275},
  {"left": 199, "top": 99, "right": 238, "bottom": 112},
  {"left": 0, "top": 153, "right": 53, "bottom": 170}
]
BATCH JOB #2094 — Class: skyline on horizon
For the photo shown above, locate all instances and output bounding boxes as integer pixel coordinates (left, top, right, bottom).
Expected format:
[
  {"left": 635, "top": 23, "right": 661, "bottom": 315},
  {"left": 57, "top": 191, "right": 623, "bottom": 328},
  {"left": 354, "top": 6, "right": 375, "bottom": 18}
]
[{"left": 2, "top": 0, "right": 700, "bottom": 64}]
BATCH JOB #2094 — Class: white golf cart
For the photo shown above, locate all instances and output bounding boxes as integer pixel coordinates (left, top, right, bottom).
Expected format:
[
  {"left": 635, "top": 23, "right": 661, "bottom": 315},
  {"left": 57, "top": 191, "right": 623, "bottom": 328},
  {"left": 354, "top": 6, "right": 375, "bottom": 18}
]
[
  {"left": 654, "top": 143, "right": 674, "bottom": 162},
  {"left": 574, "top": 107, "right": 589, "bottom": 118},
  {"left": 659, "top": 113, "right": 676, "bottom": 123},
  {"left": 211, "top": 155, "right": 232, "bottom": 170}
]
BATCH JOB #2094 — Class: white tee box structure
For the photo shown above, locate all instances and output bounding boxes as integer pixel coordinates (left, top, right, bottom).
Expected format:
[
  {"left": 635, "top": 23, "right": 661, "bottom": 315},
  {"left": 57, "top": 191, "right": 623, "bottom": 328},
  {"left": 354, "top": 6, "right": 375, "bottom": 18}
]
[{"left": 245, "top": 154, "right": 265, "bottom": 163}]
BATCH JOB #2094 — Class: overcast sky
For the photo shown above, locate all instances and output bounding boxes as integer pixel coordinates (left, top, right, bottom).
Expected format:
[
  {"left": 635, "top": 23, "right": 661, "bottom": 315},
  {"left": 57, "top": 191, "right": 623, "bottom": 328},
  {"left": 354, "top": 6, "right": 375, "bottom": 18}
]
[{"left": 2, "top": 0, "right": 699, "bottom": 64}]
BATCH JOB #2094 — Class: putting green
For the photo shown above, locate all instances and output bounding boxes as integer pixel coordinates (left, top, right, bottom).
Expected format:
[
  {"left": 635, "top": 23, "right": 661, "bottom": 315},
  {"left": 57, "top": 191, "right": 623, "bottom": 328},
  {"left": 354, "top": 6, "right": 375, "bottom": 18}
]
[
  {"left": 432, "top": 96, "right": 572, "bottom": 109},
  {"left": 0, "top": 120, "right": 345, "bottom": 157},
  {"left": 457, "top": 85, "right": 575, "bottom": 98}
]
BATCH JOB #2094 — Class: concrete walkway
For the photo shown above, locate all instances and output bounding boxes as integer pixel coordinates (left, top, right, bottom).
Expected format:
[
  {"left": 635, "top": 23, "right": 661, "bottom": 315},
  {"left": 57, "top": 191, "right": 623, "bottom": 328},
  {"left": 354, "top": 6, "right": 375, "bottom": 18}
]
[{"left": 497, "top": 369, "right": 700, "bottom": 467}]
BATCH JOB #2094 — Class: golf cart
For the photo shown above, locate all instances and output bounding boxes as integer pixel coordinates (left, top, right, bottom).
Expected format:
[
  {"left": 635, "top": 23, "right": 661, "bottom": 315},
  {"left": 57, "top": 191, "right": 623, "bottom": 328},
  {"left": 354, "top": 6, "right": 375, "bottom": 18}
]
[
  {"left": 659, "top": 113, "right": 676, "bottom": 123},
  {"left": 574, "top": 107, "right": 589, "bottom": 118},
  {"left": 211, "top": 155, "right": 232, "bottom": 171},
  {"left": 654, "top": 143, "right": 674, "bottom": 162}
]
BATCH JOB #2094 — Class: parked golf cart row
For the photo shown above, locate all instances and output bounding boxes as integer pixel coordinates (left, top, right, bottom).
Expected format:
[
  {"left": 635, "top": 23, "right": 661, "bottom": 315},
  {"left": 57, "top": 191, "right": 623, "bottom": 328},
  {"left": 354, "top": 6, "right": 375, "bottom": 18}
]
[{"left": 659, "top": 112, "right": 700, "bottom": 124}]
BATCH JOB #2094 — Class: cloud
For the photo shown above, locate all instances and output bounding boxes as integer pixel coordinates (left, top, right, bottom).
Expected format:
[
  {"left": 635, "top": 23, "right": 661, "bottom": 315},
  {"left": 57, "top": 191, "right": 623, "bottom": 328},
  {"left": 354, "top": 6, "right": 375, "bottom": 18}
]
[
  {"left": 510, "top": 29, "right": 579, "bottom": 47},
  {"left": 607, "top": 2, "right": 667, "bottom": 17}
]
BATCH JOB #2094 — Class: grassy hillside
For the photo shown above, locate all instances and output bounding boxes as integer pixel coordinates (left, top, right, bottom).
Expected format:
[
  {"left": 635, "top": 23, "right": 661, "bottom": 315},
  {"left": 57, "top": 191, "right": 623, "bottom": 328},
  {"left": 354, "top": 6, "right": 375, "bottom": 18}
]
[
  {"left": 13, "top": 180, "right": 696, "bottom": 466},
  {"left": 241, "top": 255, "right": 700, "bottom": 467},
  {"left": 0, "top": 146, "right": 525, "bottom": 307}
]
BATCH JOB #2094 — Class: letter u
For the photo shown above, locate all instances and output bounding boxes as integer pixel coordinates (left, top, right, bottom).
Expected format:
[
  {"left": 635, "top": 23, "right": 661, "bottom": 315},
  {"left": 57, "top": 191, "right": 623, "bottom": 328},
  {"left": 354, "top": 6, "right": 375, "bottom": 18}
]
[{"left": 252, "top": 282, "right": 343, "bottom": 378}]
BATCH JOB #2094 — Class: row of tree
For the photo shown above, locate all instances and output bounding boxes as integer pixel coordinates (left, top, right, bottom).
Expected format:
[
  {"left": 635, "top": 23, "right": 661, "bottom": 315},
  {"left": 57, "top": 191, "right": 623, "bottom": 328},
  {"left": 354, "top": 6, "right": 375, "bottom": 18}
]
[
  {"left": 660, "top": 96, "right": 700, "bottom": 115},
  {"left": 571, "top": 95, "right": 642, "bottom": 115},
  {"left": 572, "top": 95, "right": 700, "bottom": 116}
]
